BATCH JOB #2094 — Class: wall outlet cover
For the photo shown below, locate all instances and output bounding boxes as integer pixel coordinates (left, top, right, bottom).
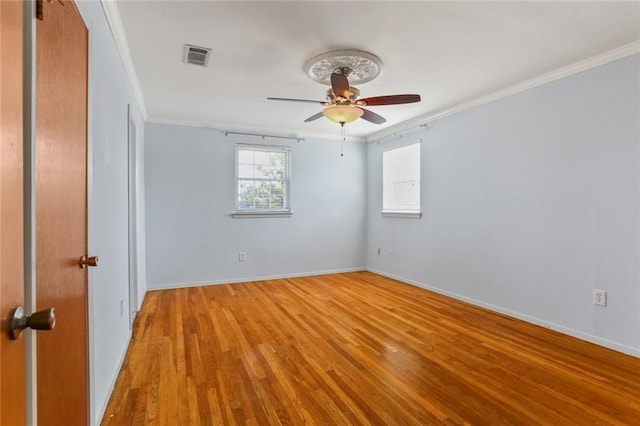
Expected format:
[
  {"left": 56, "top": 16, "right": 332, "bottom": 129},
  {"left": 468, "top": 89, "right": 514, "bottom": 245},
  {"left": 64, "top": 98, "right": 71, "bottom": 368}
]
[{"left": 593, "top": 289, "right": 607, "bottom": 307}]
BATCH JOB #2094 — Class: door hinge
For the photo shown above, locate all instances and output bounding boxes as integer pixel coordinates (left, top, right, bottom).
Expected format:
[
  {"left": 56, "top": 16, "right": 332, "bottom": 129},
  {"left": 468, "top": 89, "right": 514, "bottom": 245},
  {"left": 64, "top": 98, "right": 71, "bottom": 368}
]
[
  {"left": 37, "top": 0, "right": 65, "bottom": 21},
  {"left": 36, "top": 0, "right": 43, "bottom": 20}
]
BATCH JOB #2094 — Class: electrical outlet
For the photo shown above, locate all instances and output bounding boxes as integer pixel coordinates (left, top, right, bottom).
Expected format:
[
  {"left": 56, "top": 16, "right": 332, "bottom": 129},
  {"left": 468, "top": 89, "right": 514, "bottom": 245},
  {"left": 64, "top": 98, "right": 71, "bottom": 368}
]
[
  {"left": 593, "top": 289, "right": 607, "bottom": 307},
  {"left": 389, "top": 249, "right": 395, "bottom": 259},
  {"left": 239, "top": 251, "right": 246, "bottom": 261},
  {"left": 120, "top": 299, "right": 124, "bottom": 316}
]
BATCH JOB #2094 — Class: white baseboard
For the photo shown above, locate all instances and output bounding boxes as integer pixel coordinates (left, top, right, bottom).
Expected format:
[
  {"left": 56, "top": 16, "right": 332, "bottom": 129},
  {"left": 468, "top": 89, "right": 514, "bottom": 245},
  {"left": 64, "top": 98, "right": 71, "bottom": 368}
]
[
  {"left": 366, "top": 268, "right": 640, "bottom": 358},
  {"left": 93, "top": 329, "right": 133, "bottom": 426},
  {"left": 146, "top": 267, "right": 366, "bottom": 291}
]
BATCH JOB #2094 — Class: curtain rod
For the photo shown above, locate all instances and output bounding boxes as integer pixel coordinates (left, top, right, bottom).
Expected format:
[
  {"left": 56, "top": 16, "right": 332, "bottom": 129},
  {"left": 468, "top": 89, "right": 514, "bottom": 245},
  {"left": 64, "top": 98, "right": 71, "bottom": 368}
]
[
  {"left": 223, "top": 130, "right": 304, "bottom": 143},
  {"left": 374, "top": 123, "right": 428, "bottom": 143}
]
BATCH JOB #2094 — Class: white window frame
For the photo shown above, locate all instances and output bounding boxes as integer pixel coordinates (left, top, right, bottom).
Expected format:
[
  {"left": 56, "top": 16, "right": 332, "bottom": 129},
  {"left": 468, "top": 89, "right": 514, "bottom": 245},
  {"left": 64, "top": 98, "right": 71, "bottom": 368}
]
[
  {"left": 233, "top": 144, "right": 292, "bottom": 218},
  {"left": 382, "top": 139, "right": 422, "bottom": 219}
]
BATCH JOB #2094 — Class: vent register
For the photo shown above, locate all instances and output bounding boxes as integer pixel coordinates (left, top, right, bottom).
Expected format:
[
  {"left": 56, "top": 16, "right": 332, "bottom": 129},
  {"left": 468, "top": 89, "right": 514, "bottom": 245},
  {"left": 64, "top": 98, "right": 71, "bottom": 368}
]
[{"left": 184, "top": 44, "right": 211, "bottom": 67}]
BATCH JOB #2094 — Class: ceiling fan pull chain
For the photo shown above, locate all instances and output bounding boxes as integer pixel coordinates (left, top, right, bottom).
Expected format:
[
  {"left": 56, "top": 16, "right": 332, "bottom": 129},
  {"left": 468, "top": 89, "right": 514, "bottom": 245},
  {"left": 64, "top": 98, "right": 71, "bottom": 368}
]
[{"left": 341, "top": 125, "right": 345, "bottom": 157}]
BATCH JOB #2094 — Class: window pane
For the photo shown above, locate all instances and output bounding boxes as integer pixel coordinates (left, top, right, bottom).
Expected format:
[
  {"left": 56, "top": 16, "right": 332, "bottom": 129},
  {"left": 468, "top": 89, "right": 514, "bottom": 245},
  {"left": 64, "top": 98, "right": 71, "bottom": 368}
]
[
  {"left": 238, "top": 163, "right": 255, "bottom": 179},
  {"left": 259, "top": 181, "right": 273, "bottom": 209},
  {"left": 270, "top": 181, "right": 284, "bottom": 209},
  {"left": 238, "top": 180, "right": 256, "bottom": 209},
  {"left": 383, "top": 142, "right": 420, "bottom": 212}
]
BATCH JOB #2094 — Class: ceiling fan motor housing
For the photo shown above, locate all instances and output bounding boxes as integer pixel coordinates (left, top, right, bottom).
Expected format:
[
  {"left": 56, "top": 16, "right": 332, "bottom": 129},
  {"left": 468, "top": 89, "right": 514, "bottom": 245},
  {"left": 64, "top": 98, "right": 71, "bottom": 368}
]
[{"left": 327, "top": 86, "right": 360, "bottom": 103}]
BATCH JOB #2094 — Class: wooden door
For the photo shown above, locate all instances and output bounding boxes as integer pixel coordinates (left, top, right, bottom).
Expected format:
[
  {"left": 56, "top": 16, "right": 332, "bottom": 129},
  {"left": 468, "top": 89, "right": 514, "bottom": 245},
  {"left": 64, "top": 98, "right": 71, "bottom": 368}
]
[
  {"left": 35, "top": 0, "right": 89, "bottom": 424},
  {"left": 0, "top": 1, "right": 26, "bottom": 424}
]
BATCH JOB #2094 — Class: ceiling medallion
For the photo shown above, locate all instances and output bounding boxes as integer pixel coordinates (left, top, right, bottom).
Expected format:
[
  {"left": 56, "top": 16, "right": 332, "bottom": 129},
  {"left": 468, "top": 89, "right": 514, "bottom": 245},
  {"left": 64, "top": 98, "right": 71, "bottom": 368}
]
[{"left": 304, "top": 49, "right": 383, "bottom": 86}]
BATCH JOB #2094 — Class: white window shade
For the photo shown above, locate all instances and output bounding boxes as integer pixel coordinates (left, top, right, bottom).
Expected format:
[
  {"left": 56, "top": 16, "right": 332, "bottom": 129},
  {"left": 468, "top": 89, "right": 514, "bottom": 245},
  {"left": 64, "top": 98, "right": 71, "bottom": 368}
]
[{"left": 383, "top": 141, "right": 421, "bottom": 214}]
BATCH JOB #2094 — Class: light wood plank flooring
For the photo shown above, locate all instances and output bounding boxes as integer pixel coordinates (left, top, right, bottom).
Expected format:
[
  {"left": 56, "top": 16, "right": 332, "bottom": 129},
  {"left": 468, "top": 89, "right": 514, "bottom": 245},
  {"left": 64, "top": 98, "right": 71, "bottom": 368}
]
[{"left": 102, "top": 272, "right": 640, "bottom": 425}]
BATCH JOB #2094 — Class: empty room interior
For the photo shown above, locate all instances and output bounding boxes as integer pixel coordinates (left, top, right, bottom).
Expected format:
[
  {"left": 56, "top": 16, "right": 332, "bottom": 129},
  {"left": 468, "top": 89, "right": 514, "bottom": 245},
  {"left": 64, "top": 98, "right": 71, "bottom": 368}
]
[{"left": 3, "top": 0, "right": 640, "bottom": 425}]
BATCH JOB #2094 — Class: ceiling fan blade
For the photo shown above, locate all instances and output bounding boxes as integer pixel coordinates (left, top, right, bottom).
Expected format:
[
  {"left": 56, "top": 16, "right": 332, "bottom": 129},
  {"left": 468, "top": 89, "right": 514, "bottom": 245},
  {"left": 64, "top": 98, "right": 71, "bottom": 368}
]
[
  {"left": 267, "top": 97, "right": 327, "bottom": 105},
  {"left": 304, "top": 111, "right": 324, "bottom": 122},
  {"left": 357, "top": 94, "right": 421, "bottom": 106},
  {"left": 330, "top": 73, "right": 351, "bottom": 99},
  {"left": 359, "top": 108, "right": 386, "bottom": 124}
]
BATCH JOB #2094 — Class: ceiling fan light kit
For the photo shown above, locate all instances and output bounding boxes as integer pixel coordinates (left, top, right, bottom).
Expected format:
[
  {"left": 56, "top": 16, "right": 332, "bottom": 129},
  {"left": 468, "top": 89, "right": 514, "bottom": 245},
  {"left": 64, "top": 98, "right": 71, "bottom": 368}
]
[
  {"left": 322, "top": 105, "right": 364, "bottom": 125},
  {"left": 268, "top": 49, "right": 421, "bottom": 127}
]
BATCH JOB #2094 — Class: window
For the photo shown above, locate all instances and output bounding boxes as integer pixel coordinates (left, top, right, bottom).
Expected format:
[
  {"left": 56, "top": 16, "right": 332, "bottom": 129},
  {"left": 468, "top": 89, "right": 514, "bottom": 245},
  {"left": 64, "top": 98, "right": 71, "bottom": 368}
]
[
  {"left": 234, "top": 145, "right": 291, "bottom": 216},
  {"left": 382, "top": 141, "right": 421, "bottom": 217}
]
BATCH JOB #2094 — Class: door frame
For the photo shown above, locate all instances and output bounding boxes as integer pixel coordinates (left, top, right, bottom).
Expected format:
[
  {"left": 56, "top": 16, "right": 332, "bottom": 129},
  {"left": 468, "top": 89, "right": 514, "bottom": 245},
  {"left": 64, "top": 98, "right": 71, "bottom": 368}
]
[
  {"left": 127, "top": 104, "right": 139, "bottom": 328},
  {"left": 22, "top": 1, "right": 37, "bottom": 423}
]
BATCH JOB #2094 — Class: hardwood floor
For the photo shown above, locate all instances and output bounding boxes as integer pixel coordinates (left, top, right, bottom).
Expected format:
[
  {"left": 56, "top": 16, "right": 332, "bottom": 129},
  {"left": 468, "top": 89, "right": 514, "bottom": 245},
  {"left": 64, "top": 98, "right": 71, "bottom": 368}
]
[{"left": 102, "top": 272, "right": 640, "bottom": 425}]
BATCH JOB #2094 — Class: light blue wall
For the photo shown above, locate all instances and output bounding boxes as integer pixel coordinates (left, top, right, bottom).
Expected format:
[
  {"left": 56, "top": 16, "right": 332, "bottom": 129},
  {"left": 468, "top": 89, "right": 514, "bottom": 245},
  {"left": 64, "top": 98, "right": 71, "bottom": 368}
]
[
  {"left": 144, "top": 123, "right": 367, "bottom": 288},
  {"left": 366, "top": 55, "right": 640, "bottom": 355},
  {"left": 76, "top": 2, "right": 146, "bottom": 424}
]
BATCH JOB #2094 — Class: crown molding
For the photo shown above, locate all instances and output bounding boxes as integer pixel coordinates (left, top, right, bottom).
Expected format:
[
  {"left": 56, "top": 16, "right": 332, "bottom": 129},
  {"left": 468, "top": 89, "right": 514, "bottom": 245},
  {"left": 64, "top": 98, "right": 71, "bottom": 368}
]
[
  {"left": 366, "top": 40, "right": 640, "bottom": 142},
  {"left": 100, "top": 0, "right": 148, "bottom": 119},
  {"left": 146, "top": 116, "right": 367, "bottom": 143}
]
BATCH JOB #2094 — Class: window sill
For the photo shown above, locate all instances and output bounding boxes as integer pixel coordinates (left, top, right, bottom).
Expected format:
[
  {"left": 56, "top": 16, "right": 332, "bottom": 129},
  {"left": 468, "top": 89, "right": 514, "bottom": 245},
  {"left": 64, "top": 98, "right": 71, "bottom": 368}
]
[
  {"left": 381, "top": 211, "right": 423, "bottom": 219},
  {"left": 232, "top": 210, "right": 293, "bottom": 218}
]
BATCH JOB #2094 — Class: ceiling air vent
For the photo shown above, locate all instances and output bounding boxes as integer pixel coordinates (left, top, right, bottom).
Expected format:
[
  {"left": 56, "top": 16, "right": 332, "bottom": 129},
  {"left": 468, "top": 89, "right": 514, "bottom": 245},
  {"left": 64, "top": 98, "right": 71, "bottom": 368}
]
[{"left": 184, "top": 44, "right": 211, "bottom": 67}]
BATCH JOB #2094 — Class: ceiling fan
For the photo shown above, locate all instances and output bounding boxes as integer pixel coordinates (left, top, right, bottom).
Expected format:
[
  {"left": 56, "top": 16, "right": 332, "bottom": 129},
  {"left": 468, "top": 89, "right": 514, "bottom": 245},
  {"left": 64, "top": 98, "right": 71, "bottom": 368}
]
[{"left": 267, "top": 67, "right": 421, "bottom": 126}]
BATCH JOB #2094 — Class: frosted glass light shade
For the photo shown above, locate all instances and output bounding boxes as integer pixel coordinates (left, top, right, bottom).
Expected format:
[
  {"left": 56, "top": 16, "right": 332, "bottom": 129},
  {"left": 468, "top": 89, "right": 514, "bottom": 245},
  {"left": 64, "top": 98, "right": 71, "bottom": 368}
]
[{"left": 322, "top": 105, "right": 363, "bottom": 124}]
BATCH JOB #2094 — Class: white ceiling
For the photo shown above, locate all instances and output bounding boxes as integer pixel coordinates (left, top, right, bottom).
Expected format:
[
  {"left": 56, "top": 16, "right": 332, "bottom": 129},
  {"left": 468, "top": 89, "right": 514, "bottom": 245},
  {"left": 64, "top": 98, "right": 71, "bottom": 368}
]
[{"left": 113, "top": 1, "right": 640, "bottom": 140}]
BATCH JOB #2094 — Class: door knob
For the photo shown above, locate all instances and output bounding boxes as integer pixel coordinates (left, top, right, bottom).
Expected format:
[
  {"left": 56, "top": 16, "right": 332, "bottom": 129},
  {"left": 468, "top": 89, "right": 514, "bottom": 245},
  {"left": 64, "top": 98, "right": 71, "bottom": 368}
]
[
  {"left": 79, "top": 255, "right": 98, "bottom": 268},
  {"left": 9, "top": 307, "right": 56, "bottom": 340}
]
